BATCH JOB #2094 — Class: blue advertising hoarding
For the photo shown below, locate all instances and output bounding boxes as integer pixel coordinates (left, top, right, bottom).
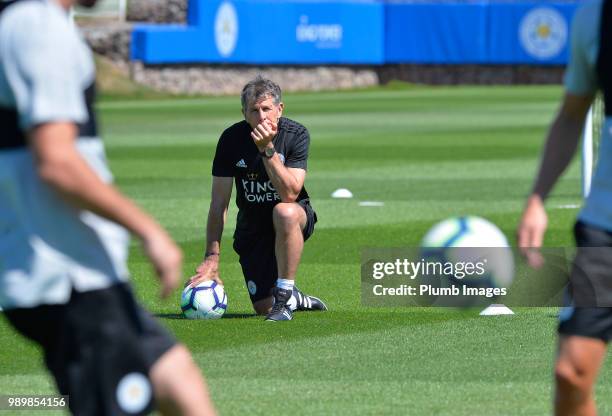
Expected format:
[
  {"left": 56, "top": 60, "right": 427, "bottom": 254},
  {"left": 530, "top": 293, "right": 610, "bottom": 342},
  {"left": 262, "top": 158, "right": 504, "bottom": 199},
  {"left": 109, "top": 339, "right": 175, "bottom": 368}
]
[
  {"left": 385, "top": 2, "right": 489, "bottom": 64},
  {"left": 384, "top": 0, "right": 577, "bottom": 65},
  {"left": 132, "top": 0, "right": 385, "bottom": 64},
  {"left": 131, "top": 0, "right": 581, "bottom": 65}
]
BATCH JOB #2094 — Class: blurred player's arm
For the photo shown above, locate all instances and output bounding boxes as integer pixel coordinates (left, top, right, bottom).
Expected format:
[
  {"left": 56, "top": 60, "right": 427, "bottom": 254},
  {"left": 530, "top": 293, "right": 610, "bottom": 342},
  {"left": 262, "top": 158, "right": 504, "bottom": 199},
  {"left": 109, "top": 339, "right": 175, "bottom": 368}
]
[
  {"left": 529, "top": 93, "right": 594, "bottom": 201},
  {"left": 29, "top": 122, "right": 182, "bottom": 298},
  {"left": 188, "top": 176, "right": 233, "bottom": 287},
  {"left": 517, "top": 93, "right": 594, "bottom": 264},
  {"left": 252, "top": 120, "right": 305, "bottom": 202}
]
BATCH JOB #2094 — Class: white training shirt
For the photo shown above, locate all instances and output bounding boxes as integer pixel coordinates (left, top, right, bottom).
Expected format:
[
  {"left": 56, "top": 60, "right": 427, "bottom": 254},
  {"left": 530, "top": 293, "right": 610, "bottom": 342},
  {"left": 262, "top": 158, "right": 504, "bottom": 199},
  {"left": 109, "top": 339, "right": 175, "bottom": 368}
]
[
  {"left": 564, "top": 0, "right": 612, "bottom": 232},
  {"left": 0, "top": 0, "right": 130, "bottom": 309}
]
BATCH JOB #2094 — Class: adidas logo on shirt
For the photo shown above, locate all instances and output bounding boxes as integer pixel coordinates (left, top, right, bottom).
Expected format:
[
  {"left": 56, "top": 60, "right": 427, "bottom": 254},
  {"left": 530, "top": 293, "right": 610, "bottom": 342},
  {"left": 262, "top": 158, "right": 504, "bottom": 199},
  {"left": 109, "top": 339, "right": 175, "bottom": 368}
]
[{"left": 235, "top": 159, "right": 247, "bottom": 168}]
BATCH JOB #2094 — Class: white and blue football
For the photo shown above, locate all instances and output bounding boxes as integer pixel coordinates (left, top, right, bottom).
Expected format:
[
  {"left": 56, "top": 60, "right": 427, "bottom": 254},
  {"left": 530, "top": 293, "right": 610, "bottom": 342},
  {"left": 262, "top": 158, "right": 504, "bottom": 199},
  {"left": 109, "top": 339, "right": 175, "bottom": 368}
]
[
  {"left": 181, "top": 281, "right": 227, "bottom": 320},
  {"left": 420, "top": 216, "right": 514, "bottom": 289}
]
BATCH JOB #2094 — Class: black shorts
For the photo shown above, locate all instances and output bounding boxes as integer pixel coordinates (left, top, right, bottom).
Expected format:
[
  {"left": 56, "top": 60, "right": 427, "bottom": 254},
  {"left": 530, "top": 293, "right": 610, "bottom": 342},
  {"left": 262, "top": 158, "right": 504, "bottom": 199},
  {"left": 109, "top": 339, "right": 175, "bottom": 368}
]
[
  {"left": 558, "top": 221, "right": 612, "bottom": 342},
  {"left": 3, "top": 283, "right": 176, "bottom": 415},
  {"left": 233, "top": 199, "right": 317, "bottom": 303}
]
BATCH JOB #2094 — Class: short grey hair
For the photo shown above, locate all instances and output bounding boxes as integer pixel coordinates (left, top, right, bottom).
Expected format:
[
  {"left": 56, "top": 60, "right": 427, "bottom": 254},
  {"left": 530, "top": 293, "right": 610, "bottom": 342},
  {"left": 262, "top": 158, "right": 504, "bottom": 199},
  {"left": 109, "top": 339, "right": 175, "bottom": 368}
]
[{"left": 241, "top": 76, "right": 282, "bottom": 110}]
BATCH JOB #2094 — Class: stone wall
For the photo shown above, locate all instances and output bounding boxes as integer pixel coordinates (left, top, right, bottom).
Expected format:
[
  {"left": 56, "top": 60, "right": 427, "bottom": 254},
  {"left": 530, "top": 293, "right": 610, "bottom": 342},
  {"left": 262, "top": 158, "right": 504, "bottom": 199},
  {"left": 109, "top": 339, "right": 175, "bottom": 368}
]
[
  {"left": 378, "top": 64, "right": 565, "bottom": 85},
  {"left": 126, "top": 0, "right": 187, "bottom": 23},
  {"left": 129, "top": 63, "right": 380, "bottom": 95},
  {"left": 81, "top": 23, "right": 132, "bottom": 63}
]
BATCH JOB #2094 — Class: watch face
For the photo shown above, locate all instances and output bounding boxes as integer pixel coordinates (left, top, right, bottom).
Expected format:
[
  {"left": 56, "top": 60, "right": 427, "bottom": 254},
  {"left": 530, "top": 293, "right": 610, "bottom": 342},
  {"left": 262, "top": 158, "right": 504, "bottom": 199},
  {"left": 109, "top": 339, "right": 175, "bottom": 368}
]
[{"left": 265, "top": 147, "right": 275, "bottom": 157}]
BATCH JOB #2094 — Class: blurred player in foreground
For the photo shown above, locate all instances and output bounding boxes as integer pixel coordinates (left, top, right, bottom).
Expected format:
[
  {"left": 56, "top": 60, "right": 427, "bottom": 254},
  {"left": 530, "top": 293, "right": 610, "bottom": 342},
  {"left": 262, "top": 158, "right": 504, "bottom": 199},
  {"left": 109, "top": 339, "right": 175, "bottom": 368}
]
[
  {"left": 0, "top": 0, "right": 215, "bottom": 414},
  {"left": 188, "top": 76, "right": 327, "bottom": 321},
  {"left": 518, "top": 0, "right": 611, "bottom": 414}
]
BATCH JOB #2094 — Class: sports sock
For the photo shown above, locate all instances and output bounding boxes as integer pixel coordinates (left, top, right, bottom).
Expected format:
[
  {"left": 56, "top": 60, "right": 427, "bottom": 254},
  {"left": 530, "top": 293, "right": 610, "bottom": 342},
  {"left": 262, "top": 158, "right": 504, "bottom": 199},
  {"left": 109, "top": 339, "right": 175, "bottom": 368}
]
[{"left": 276, "top": 278, "right": 294, "bottom": 292}]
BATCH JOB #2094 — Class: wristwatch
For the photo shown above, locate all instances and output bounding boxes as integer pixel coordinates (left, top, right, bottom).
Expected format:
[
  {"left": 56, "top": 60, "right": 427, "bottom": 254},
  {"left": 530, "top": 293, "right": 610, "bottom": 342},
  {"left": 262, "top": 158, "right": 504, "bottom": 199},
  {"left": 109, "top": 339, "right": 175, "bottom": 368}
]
[{"left": 261, "top": 146, "right": 276, "bottom": 159}]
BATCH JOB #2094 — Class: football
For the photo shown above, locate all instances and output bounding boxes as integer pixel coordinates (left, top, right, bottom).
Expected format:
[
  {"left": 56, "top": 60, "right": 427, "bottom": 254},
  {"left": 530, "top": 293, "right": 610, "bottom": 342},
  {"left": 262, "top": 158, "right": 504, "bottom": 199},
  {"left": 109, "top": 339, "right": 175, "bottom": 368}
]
[
  {"left": 181, "top": 281, "right": 227, "bottom": 320},
  {"left": 420, "top": 216, "right": 514, "bottom": 290}
]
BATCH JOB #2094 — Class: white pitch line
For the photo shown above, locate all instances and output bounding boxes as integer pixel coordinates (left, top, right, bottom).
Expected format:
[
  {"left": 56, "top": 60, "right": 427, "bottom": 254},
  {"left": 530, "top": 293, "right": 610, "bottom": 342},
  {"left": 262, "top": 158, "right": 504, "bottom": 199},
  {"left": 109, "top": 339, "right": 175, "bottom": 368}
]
[
  {"left": 556, "top": 204, "right": 580, "bottom": 209},
  {"left": 359, "top": 201, "right": 385, "bottom": 207}
]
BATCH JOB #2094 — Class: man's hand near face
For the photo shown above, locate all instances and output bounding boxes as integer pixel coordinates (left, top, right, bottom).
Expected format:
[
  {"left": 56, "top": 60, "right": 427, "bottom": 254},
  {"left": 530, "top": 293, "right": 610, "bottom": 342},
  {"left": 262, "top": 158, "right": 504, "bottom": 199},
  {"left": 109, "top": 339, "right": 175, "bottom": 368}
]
[{"left": 251, "top": 119, "right": 278, "bottom": 151}]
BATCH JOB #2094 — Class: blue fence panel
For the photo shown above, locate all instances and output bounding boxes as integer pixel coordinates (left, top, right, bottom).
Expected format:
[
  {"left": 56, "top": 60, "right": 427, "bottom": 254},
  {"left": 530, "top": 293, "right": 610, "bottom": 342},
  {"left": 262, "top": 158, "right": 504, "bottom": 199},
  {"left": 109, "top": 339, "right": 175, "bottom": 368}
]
[
  {"left": 132, "top": 0, "right": 385, "bottom": 64},
  {"left": 385, "top": 2, "right": 488, "bottom": 64},
  {"left": 488, "top": 2, "right": 577, "bottom": 64},
  {"left": 132, "top": 26, "right": 210, "bottom": 63},
  {"left": 131, "top": 0, "right": 582, "bottom": 65}
]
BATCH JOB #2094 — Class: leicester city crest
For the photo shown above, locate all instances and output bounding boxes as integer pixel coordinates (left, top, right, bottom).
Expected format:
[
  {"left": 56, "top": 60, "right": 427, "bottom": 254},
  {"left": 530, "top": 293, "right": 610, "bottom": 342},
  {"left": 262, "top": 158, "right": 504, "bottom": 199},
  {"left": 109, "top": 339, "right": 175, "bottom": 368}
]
[
  {"left": 214, "top": 1, "right": 238, "bottom": 58},
  {"left": 247, "top": 280, "right": 257, "bottom": 295},
  {"left": 519, "top": 7, "right": 567, "bottom": 60}
]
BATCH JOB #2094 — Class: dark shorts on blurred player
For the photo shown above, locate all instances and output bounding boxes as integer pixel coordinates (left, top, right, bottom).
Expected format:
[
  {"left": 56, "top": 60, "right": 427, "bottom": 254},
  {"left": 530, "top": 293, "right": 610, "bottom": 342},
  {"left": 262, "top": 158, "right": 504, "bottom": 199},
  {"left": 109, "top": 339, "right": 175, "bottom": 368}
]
[
  {"left": 3, "top": 283, "right": 176, "bottom": 416},
  {"left": 558, "top": 221, "right": 612, "bottom": 342},
  {"left": 233, "top": 199, "right": 317, "bottom": 303}
]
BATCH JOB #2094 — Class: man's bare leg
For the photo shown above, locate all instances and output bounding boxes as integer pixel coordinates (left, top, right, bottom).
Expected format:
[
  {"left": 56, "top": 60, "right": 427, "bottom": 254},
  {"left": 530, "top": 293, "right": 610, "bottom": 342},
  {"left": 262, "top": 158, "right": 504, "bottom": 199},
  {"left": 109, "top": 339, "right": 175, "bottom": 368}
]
[
  {"left": 554, "top": 335, "right": 607, "bottom": 416},
  {"left": 150, "top": 344, "right": 217, "bottom": 415},
  {"left": 273, "top": 202, "right": 307, "bottom": 279},
  {"left": 258, "top": 203, "right": 307, "bottom": 321}
]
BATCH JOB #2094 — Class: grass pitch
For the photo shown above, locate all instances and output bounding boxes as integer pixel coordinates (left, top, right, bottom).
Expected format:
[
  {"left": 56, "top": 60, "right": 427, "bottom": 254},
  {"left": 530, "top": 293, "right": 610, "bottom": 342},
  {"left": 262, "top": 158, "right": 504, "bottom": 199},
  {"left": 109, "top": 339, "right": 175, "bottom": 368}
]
[{"left": 2, "top": 85, "right": 611, "bottom": 415}]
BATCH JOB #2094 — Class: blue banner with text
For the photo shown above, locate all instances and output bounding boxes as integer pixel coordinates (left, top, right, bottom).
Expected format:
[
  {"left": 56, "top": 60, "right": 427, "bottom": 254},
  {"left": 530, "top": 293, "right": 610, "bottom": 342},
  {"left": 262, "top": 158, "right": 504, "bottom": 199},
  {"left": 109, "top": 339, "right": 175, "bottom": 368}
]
[
  {"left": 132, "top": 0, "right": 385, "bottom": 64},
  {"left": 131, "top": 0, "right": 580, "bottom": 65}
]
